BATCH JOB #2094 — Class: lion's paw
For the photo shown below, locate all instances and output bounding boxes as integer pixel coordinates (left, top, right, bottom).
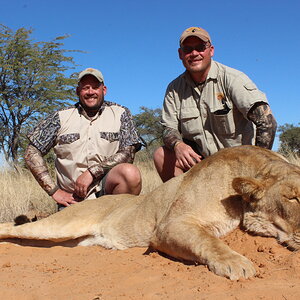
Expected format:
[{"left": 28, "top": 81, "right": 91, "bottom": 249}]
[{"left": 208, "top": 252, "right": 256, "bottom": 280}]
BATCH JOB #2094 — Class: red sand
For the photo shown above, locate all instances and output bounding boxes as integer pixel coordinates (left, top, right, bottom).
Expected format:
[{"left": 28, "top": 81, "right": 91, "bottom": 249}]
[{"left": 0, "top": 229, "right": 299, "bottom": 299}]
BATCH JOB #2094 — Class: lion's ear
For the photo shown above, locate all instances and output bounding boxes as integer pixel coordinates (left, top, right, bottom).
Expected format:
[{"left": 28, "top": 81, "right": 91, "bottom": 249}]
[{"left": 232, "top": 177, "right": 265, "bottom": 202}]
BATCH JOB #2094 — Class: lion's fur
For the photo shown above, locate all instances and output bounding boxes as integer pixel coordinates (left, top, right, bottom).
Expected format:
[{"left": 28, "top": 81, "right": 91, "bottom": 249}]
[{"left": 1, "top": 145, "right": 300, "bottom": 280}]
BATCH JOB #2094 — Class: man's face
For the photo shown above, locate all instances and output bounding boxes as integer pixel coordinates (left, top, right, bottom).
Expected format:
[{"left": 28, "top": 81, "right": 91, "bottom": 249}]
[
  {"left": 178, "top": 36, "right": 214, "bottom": 76},
  {"left": 76, "top": 75, "right": 107, "bottom": 111}
]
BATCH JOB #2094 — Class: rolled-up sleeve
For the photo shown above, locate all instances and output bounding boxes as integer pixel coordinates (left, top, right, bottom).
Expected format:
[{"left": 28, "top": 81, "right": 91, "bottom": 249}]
[
  {"left": 161, "top": 83, "right": 180, "bottom": 130},
  {"left": 229, "top": 73, "right": 269, "bottom": 119}
]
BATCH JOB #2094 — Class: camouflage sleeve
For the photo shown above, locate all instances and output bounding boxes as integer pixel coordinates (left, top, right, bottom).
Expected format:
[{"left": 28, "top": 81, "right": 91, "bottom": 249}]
[
  {"left": 247, "top": 102, "right": 277, "bottom": 149},
  {"left": 27, "top": 112, "right": 60, "bottom": 155},
  {"left": 119, "top": 107, "right": 142, "bottom": 151},
  {"left": 24, "top": 144, "right": 58, "bottom": 196},
  {"left": 88, "top": 145, "right": 136, "bottom": 180},
  {"left": 162, "top": 127, "right": 183, "bottom": 150}
]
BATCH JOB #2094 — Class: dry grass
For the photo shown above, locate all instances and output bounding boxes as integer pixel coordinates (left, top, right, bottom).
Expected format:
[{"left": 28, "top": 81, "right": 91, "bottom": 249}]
[
  {"left": 0, "top": 168, "right": 57, "bottom": 222},
  {"left": 0, "top": 156, "right": 162, "bottom": 223},
  {"left": 281, "top": 151, "right": 300, "bottom": 167},
  {"left": 136, "top": 159, "right": 162, "bottom": 195},
  {"left": 0, "top": 150, "right": 298, "bottom": 223}
]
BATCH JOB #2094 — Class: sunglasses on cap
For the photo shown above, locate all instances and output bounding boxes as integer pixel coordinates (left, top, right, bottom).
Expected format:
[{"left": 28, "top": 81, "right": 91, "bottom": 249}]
[{"left": 180, "top": 43, "right": 210, "bottom": 54}]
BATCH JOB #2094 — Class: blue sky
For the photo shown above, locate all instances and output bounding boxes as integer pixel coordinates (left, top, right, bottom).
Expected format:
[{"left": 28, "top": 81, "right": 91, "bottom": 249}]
[{"left": 1, "top": 0, "right": 300, "bottom": 150}]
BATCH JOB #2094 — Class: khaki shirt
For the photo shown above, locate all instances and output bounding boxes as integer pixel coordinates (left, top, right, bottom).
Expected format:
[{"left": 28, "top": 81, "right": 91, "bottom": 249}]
[
  {"left": 162, "top": 60, "right": 269, "bottom": 157},
  {"left": 28, "top": 102, "right": 141, "bottom": 194}
]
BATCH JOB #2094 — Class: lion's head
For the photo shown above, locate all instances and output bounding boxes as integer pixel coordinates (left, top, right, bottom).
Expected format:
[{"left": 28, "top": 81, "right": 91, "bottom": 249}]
[{"left": 233, "top": 165, "right": 300, "bottom": 250}]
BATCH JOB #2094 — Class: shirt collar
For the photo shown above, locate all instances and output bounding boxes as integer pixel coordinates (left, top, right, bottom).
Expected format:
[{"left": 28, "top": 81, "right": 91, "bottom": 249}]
[
  {"left": 76, "top": 102, "right": 106, "bottom": 119},
  {"left": 206, "top": 59, "right": 218, "bottom": 80}
]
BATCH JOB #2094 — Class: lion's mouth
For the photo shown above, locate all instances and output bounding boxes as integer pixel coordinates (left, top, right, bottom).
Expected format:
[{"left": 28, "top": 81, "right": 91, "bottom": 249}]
[
  {"left": 274, "top": 226, "right": 300, "bottom": 251},
  {"left": 282, "top": 240, "right": 300, "bottom": 251},
  {"left": 285, "top": 231, "right": 300, "bottom": 251}
]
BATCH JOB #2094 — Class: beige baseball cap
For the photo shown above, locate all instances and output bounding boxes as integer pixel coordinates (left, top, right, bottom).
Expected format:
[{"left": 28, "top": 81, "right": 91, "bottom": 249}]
[
  {"left": 78, "top": 68, "right": 104, "bottom": 83},
  {"left": 180, "top": 27, "right": 211, "bottom": 45}
]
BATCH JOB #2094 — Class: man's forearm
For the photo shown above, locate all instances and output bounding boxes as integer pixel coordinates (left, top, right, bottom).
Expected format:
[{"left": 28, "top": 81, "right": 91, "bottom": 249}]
[
  {"left": 163, "top": 127, "right": 183, "bottom": 150},
  {"left": 88, "top": 145, "right": 136, "bottom": 180},
  {"left": 247, "top": 103, "right": 277, "bottom": 149},
  {"left": 25, "top": 144, "right": 58, "bottom": 195}
]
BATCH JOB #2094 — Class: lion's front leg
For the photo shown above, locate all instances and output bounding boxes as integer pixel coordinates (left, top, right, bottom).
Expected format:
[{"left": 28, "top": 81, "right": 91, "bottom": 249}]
[{"left": 151, "top": 217, "right": 256, "bottom": 280}]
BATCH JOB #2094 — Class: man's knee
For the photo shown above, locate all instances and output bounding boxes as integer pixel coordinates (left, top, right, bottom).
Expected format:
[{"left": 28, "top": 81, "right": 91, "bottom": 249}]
[
  {"left": 153, "top": 146, "right": 176, "bottom": 168},
  {"left": 153, "top": 146, "right": 168, "bottom": 169},
  {"left": 106, "top": 163, "right": 141, "bottom": 195},
  {"left": 117, "top": 163, "right": 141, "bottom": 181},
  {"left": 153, "top": 146, "right": 180, "bottom": 182}
]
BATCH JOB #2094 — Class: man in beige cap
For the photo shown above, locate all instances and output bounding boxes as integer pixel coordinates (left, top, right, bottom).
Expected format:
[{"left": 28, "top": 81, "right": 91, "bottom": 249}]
[
  {"left": 25, "top": 68, "right": 142, "bottom": 209},
  {"left": 154, "top": 27, "right": 277, "bottom": 182}
]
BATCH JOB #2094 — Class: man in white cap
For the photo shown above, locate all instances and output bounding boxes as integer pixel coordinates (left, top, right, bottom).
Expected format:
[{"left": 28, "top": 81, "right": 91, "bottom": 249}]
[
  {"left": 154, "top": 27, "right": 277, "bottom": 182},
  {"left": 25, "top": 68, "right": 142, "bottom": 209}
]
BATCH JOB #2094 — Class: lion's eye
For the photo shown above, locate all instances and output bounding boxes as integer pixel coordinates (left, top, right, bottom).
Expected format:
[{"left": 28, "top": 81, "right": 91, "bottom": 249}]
[{"left": 288, "top": 197, "right": 300, "bottom": 203}]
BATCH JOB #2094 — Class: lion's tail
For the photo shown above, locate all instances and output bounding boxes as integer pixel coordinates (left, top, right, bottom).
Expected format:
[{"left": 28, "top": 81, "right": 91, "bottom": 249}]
[{"left": 0, "top": 208, "right": 97, "bottom": 243}]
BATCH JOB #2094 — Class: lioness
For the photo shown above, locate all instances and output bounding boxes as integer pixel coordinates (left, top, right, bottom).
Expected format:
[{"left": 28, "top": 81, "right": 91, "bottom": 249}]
[{"left": 1, "top": 145, "right": 300, "bottom": 280}]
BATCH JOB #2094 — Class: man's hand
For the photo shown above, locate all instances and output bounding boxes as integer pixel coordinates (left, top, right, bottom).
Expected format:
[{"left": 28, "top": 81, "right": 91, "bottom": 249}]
[
  {"left": 52, "top": 189, "right": 78, "bottom": 207},
  {"left": 74, "top": 170, "right": 94, "bottom": 198},
  {"left": 174, "top": 142, "right": 202, "bottom": 171}
]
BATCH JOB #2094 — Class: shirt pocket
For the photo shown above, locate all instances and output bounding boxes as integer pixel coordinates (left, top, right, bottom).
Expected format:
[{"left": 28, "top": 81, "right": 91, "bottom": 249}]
[
  {"left": 100, "top": 132, "right": 120, "bottom": 143},
  {"left": 211, "top": 106, "right": 236, "bottom": 135},
  {"left": 55, "top": 133, "right": 80, "bottom": 160},
  {"left": 179, "top": 107, "right": 200, "bottom": 135},
  {"left": 57, "top": 133, "right": 80, "bottom": 145}
]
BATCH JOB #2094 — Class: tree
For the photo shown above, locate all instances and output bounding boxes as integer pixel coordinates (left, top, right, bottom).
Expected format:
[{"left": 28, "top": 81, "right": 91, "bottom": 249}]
[
  {"left": 0, "top": 24, "right": 79, "bottom": 165},
  {"left": 278, "top": 123, "right": 300, "bottom": 155},
  {"left": 133, "top": 106, "right": 163, "bottom": 149}
]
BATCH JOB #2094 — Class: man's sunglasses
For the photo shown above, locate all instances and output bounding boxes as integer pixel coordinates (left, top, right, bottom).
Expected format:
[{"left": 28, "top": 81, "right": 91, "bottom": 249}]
[{"left": 180, "top": 43, "right": 210, "bottom": 54}]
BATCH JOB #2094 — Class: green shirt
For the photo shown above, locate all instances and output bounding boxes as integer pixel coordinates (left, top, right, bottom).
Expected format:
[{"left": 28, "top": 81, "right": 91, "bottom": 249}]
[{"left": 161, "top": 60, "right": 269, "bottom": 157}]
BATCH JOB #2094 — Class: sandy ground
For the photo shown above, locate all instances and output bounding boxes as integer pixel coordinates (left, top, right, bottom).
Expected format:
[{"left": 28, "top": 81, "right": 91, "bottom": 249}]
[{"left": 0, "top": 229, "right": 299, "bottom": 300}]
